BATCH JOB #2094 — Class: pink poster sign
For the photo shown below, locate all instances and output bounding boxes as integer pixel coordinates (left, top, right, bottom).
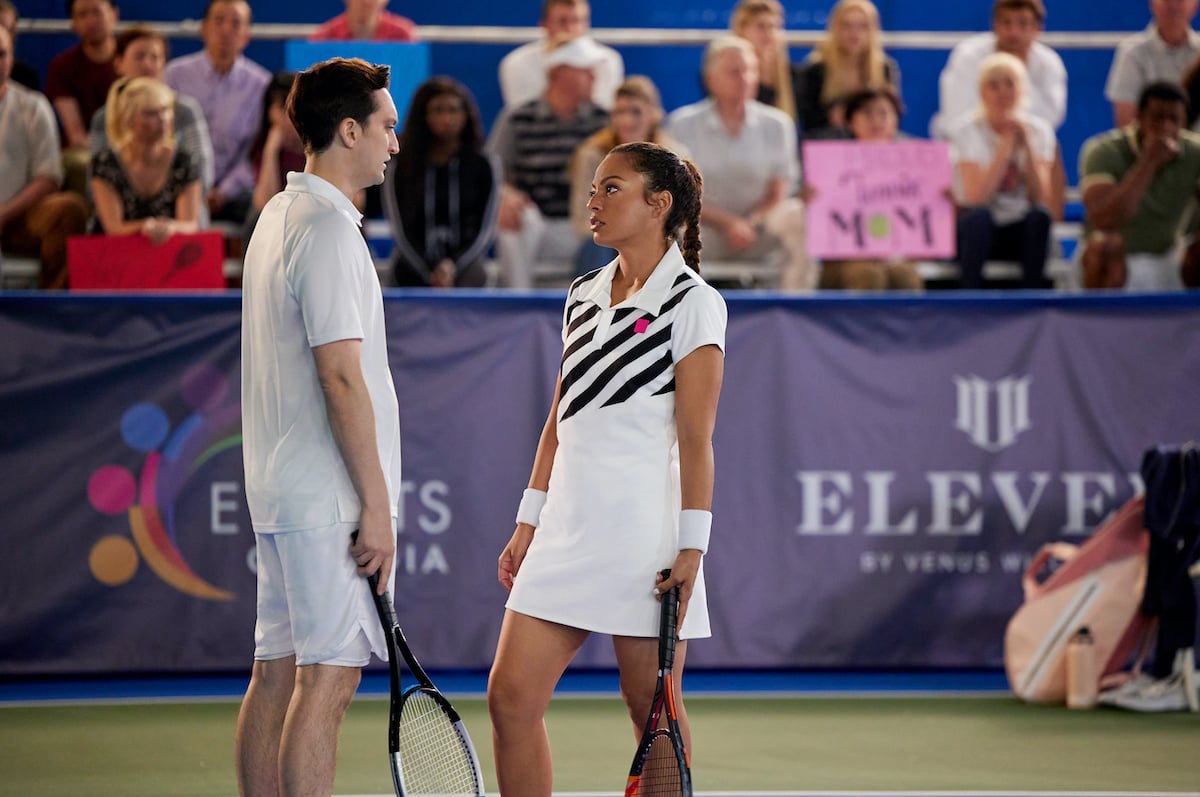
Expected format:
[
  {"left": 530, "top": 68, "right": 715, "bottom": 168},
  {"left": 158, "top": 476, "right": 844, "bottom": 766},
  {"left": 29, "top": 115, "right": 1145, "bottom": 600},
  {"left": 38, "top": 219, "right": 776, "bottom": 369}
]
[{"left": 803, "top": 140, "right": 956, "bottom": 260}]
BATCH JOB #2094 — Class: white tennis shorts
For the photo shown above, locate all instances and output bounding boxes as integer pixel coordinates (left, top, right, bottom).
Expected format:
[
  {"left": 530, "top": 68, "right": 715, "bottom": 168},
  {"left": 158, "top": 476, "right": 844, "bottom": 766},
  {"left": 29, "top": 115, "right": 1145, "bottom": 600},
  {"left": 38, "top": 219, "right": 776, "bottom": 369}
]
[{"left": 253, "top": 520, "right": 395, "bottom": 667}]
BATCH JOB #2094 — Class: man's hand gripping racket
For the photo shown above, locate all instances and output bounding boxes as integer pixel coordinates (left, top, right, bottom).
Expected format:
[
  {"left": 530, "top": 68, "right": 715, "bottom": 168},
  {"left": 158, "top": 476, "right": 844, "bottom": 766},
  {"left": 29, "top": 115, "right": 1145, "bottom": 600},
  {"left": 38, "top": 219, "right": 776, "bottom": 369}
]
[{"left": 355, "top": 532, "right": 486, "bottom": 797}]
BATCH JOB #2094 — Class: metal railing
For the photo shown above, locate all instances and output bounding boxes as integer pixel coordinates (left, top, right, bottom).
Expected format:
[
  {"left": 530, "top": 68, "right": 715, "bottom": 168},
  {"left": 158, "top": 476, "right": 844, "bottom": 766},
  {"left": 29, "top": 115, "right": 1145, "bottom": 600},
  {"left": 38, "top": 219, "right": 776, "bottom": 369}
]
[{"left": 14, "top": 19, "right": 1130, "bottom": 49}]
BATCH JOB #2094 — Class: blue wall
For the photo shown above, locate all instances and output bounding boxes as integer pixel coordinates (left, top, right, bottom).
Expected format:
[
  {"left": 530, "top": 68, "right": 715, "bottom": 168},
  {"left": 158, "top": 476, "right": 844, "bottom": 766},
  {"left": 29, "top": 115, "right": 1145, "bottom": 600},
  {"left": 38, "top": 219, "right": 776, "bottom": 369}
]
[{"left": 12, "top": 1, "right": 1148, "bottom": 183}]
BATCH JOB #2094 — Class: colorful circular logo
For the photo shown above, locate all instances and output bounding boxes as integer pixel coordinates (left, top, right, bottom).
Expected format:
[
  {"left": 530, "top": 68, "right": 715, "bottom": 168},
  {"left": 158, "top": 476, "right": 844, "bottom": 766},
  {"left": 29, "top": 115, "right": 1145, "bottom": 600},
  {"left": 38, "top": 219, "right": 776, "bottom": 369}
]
[{"left": 86, "top": 364, "right": 241, "bottom": 600}]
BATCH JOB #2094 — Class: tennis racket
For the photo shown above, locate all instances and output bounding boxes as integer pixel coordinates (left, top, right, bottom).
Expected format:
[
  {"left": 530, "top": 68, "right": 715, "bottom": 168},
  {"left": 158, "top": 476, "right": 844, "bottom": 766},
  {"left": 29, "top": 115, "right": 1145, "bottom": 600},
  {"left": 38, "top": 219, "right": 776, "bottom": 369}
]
[
  {"left": 359, "top": 543, "right": 485, "bottom": 797},
  {"left": 624, "top": 569, "right": 692, "bottom": 797}
]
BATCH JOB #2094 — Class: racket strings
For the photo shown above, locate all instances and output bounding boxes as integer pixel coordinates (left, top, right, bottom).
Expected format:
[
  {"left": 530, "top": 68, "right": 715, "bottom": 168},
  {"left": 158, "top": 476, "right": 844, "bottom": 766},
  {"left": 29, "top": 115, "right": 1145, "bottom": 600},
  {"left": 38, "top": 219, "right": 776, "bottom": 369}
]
[
  {"left": 397, "top": 691, "right": 480, "bottom": 796},
  {"left": 630, "top": 734, "right": 684, "bottom": 797}
]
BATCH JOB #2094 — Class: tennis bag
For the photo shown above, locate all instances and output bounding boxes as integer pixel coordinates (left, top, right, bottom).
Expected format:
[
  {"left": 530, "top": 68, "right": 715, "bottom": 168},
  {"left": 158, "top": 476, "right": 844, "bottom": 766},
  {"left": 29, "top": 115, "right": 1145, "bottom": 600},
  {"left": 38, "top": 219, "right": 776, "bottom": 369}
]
[{"left": 1004, "top": 496, "right": 1152, "bottom": 703}]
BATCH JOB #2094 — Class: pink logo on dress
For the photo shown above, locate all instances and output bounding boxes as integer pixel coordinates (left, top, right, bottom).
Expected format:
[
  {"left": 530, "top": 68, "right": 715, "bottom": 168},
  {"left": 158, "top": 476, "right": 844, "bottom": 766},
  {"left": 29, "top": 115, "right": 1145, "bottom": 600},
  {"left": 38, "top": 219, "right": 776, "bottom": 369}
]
[{"left": 634, "top": 318, "right": 650, "bottom": 334}]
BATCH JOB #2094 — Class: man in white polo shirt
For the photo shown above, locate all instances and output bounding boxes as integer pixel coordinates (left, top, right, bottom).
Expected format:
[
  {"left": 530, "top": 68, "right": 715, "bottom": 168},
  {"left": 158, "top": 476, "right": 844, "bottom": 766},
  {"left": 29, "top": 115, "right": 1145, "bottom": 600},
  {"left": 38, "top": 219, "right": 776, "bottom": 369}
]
[{"left": 236, "top": 57, "right": 401, "bottom": 797}]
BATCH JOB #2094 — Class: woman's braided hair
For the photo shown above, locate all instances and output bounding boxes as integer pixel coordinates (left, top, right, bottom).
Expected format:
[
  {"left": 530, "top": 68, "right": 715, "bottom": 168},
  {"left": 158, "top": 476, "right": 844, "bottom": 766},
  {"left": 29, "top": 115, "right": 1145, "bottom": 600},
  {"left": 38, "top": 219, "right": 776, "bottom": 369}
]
[{"left": 610, "top": 141, "right": 704, "bottom": 272}]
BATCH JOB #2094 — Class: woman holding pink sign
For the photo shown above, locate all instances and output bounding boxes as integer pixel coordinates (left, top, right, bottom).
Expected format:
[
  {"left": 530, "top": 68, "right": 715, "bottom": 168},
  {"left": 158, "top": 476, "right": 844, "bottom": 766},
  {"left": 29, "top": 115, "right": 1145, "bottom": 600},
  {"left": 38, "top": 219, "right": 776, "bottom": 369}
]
[
  {"left": 949, "top": 52, "right": 1053, "bottom": 289},
  {"left": 816, "top": 87, "right": 924, "bottom": 291}
]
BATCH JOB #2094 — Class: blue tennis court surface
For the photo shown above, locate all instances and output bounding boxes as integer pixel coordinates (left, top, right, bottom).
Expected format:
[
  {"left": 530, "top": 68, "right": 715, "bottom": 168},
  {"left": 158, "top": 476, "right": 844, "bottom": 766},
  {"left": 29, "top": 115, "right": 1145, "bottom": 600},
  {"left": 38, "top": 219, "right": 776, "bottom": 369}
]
[{"left": 0, "top": 669, "right": 1011, "bottom": 704}]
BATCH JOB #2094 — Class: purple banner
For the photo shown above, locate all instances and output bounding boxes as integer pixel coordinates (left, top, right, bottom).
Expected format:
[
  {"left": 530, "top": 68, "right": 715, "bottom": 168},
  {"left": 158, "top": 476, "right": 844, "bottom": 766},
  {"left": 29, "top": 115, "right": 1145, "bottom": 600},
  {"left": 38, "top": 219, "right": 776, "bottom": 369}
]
[{"left": 1, "top": 293, "right": 1198, "bottom": 675}]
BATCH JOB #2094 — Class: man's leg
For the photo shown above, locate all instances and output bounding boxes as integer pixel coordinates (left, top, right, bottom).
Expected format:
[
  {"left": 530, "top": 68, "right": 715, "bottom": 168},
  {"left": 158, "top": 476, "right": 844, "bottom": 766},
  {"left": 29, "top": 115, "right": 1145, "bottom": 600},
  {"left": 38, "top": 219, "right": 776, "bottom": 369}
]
[
  {"left": 23, "top": 192, "right": 90, "bottom": 289},
  {"left": 279, "top": 663, "right": 362, "bottom": 797},
  {"left": 765, "top": 199, "right": 815, "bottom": 291},
  {"left": 235, "top": 655, "right": 297, "bottom": 797},
  {"left": 1081, "top": 231, "right": 1127, "bottom": 289},
  {"left": 1016, "top": 207, "right": 1052, "bottom": 289},
  {"left": 496, "top": 205, "right": 546, "bottom": 289},
  {"left": 955, "top": 207, "right": 994, "bottom": 290}
]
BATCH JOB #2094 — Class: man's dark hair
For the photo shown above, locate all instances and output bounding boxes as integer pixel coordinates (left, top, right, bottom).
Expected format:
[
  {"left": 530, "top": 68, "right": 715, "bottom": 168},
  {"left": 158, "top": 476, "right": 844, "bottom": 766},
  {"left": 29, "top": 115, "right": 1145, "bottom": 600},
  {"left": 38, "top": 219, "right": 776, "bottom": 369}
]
[
  {"left": 115, "top": 25, "right": 169, "bottom": 59},
  {"left": 1137, "top": 81, "right": 1189, "bottom": 114},
  {"left": 540, "top": 0, "right": 587, "bottom": 22},
  {"left": 203, "top": 0, "right": 250, "bottom": 22},
  {"left": 991, "top": 0, "right": 1045, "bottom": 23},
  {"left": 843, "top": 86, "right": 905, "bottom": 123},
  {"left": 287, "top": 57, "right": 390, "bottom": 155},
  {"left": 66, "top": 0, "right": 116, "bottom": 16}
]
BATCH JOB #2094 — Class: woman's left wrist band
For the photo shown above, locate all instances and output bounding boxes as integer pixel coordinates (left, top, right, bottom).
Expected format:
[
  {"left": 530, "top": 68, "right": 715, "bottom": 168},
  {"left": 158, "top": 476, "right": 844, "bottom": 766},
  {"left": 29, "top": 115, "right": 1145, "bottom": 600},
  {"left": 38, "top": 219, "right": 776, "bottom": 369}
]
[
  {"left": 678, "top": 509, "right": 711, "bottom": 553},
  {"left": 515, "top": 488, "right": 547, "bottom": 528}
]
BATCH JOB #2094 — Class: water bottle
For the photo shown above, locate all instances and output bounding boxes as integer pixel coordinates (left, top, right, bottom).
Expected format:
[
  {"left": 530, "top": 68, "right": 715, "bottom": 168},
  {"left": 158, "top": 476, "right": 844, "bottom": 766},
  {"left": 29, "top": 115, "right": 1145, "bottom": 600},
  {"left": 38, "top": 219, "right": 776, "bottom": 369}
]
[{"left": 1066, "top": 626, "right": 1097, "bottom": 709}]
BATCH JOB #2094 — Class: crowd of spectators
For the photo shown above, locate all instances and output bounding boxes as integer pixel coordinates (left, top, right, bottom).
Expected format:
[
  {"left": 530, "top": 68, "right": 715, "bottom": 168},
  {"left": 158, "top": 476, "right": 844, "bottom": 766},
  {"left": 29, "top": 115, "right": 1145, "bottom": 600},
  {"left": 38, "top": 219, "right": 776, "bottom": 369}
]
[{"left": 2, "top": 0, "right": 1200, "bottom": 293}]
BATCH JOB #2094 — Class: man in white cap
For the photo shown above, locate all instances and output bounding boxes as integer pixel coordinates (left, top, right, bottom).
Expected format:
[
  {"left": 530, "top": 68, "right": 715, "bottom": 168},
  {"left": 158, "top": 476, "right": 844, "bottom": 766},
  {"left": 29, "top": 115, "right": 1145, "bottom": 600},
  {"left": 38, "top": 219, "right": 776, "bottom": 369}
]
[
  {"left": 487, "top": 34, "right": 610, "bottom": 288},
  {"left": 499, "top": 0, "right": 622, "bottom": 110}
]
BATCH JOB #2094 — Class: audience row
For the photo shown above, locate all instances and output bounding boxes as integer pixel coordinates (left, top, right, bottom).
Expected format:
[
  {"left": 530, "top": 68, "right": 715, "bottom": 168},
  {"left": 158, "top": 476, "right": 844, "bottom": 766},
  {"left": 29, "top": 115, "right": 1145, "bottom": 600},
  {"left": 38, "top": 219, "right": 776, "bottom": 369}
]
[{"left": 2, "top": 0, "right": 1199, "bottom": 293}]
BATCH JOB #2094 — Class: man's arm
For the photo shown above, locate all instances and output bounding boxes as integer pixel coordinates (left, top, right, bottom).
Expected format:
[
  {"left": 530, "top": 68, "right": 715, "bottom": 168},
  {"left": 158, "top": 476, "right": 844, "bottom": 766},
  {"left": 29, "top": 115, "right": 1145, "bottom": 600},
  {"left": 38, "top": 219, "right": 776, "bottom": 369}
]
[
  {"left": 0, "top": 176, "right": 56, "bottom": 231},
  {"left": 1082, "top": 138, "right": 1174, "bottom": 231},
  {"left": 312, "top": 339, "right": 395, "bottom": 594},
  {"left": 53, "top": 97, "right": 90, "bottom": 149},
  {"left": 1113, "top": 102, "right": 1136, "bottom": 128},
  {"left": 934, "top": 44, "right": 973, "bottom": 139}
]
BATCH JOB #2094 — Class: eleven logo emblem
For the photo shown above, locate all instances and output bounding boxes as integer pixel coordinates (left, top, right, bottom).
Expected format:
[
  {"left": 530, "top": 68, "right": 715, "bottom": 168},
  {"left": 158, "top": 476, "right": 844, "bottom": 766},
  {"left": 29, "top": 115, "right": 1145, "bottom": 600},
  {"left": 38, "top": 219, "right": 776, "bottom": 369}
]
[{"left": 953, "top": 374, "right": 1031, "bottom": 452}]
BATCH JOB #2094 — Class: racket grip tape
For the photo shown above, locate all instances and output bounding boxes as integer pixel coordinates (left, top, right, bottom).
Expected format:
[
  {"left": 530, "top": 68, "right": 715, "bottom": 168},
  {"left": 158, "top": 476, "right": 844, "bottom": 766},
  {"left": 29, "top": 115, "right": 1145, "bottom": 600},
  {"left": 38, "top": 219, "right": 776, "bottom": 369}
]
[{"left": 659, "top": 568, "right": 679, "bottom": 670}]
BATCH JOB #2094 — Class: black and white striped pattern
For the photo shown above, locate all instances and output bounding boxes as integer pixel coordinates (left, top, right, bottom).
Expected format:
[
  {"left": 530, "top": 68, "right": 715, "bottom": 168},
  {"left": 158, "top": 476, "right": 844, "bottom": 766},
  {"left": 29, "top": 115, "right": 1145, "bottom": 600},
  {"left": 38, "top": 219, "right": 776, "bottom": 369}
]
[
  {"left": 507, "top": 101, "right": 609, "bottom": 219},
  {"left": 558, "top": 270, "right": 698, "bottom": 423}
]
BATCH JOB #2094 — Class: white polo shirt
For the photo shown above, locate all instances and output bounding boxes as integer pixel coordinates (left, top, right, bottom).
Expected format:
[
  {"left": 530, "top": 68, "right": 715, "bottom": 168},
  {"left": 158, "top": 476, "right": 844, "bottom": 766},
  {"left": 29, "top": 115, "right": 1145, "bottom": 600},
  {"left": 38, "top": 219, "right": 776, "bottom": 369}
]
[
  {"left": 241, "top": 171, "right": 402, "bottom": 533},
  {"left": 931, "top": 34, "right": 1067, "bottom": 138},
  {"left": 666, "top": 98, "right": 800, "bottom": 217},
  {"left": 1105, "top": 24, "right": 1200, "bottom": 105}
]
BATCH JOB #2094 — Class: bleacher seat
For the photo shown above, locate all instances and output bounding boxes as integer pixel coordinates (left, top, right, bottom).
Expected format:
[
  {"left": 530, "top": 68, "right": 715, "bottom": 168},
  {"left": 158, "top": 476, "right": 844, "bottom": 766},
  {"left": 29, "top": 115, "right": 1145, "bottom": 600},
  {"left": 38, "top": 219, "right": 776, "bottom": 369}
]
[{"left": 0, "top": 255, "right": 41, "bottom": 289}]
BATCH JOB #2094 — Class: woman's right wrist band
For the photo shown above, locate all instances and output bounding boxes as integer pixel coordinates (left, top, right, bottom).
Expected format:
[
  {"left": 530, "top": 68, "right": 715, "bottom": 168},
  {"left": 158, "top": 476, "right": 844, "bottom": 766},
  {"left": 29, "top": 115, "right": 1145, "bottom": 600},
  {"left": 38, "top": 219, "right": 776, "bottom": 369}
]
[
  {"left": 678, "top": 509, "right": 712, "bottom": 553},
  {"left": 515, "top": 488, "right": 547, "bottom": 528}
]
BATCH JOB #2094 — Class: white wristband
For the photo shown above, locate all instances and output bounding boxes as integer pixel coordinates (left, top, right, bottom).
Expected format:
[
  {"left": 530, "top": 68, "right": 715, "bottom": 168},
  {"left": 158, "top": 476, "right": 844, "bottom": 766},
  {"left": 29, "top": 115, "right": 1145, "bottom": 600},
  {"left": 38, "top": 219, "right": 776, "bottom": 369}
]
[
  {"left": 678, "top": 509, "right": 712, "bottom": 553},
  {"left": 515, "top": 488, "right": 548, "bottom": 528}
]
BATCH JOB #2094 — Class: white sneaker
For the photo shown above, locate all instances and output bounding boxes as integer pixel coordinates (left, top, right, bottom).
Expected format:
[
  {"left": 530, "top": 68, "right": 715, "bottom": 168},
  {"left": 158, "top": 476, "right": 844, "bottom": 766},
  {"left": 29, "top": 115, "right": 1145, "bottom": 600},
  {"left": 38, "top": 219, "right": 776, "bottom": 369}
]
[
  {"left": 1105, "top": 672, "right": 1192, "bottom": 712},
  {"left": 1097, "top": 672, "right": 1156, "bottom": 705}
]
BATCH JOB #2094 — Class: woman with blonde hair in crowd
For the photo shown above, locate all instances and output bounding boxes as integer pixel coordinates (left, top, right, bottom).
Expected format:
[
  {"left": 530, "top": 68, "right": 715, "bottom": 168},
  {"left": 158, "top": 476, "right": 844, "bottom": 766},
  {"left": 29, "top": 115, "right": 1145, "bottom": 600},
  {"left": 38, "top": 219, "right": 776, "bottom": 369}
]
[
  {"left": 949, "top": 51, "right": 1053, "bottom": 289},
  {"left": 90, "top": 76, "right": 202, "bottom": 242},
  {"left": 569, "top": 75, "right": 688, "bottom": 273},
  {"left": 730, "top": 0, "right": 796, "bottom": 121},
  {"left": 794, "top": 0, "right": 900, "bottom": 137}
]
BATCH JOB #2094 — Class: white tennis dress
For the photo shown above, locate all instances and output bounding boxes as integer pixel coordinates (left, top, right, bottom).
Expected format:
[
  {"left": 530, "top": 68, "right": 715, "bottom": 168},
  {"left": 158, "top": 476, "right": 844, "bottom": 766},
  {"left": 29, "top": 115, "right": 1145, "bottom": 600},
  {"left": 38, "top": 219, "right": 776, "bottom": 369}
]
[{"left": 507, "top": 245, "right": 727, "bottom": 639}]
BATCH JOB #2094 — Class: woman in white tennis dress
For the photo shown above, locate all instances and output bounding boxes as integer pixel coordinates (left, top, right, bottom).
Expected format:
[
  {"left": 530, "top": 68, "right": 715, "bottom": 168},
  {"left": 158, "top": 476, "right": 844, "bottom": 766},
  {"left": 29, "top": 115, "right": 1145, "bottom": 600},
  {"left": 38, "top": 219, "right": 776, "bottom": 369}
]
[{"left": 488, "top": 142, "right": 727, "bottom": 797}]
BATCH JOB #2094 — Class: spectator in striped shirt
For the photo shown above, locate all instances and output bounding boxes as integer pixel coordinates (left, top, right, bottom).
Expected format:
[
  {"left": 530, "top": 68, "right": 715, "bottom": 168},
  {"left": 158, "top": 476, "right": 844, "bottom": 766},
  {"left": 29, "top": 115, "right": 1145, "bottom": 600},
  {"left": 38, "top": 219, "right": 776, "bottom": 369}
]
[{"left": 487, "top": 35, "right": 610, "bottom": 288}]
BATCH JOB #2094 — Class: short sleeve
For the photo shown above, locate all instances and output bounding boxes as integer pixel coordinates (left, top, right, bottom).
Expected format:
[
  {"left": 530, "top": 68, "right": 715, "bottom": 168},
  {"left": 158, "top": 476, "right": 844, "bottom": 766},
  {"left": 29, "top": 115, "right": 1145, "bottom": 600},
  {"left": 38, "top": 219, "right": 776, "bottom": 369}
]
[
  {"left": 286, "top": 220, "right": 368, "bottom": 348},
  {"left": 1104, "top": 40, "right": 1141, "bottom": 104},
  {"left": 43, "top": 53, "right": 73, "bottom": 102},
  {"left": 671, "top": 283, "right": 727, "bottom": 362},
  {"left": 1080, "top": 136, "right": 1122, "bottom": 189},
  {"left": 949, "top": 120, "right": 987, "bottom": 165},
  {"left": 1029, "top": 118, "right": 1056, "bottom": 162},
  {"left": 27, "top": 94, "right": 64, "bottom": 183},
  {"left": 174, "top": 150, "right": 200, "bottom": 186},
  {"left": 90, "top": 148, "right": 123, "bottom": 186},
  {"left": 485, "top": 107, "right": 516, "bottom": 174}
]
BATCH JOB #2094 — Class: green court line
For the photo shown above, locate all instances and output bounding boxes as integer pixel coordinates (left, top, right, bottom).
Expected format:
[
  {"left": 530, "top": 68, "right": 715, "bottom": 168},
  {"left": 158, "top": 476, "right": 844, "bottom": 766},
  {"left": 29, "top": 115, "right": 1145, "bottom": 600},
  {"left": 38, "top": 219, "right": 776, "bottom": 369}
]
[{"left": 0, "top": 697, "right": 1197, "bottom": 796}]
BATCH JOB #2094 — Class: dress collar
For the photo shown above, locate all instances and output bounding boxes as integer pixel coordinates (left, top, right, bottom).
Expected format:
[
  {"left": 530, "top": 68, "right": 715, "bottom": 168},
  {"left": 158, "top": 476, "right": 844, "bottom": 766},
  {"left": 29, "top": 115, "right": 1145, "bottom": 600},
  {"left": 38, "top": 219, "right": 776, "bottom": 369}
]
[{"left": 577, "top": 243, "right": 688, "bottom": 316}]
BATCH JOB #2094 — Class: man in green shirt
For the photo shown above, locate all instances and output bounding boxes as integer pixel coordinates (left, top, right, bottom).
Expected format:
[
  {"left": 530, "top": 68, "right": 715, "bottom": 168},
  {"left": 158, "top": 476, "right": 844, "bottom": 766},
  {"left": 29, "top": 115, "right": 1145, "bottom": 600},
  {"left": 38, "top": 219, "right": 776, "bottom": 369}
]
[{"left": 1080, "top": 81, "right": 1200, "bottom": 290}]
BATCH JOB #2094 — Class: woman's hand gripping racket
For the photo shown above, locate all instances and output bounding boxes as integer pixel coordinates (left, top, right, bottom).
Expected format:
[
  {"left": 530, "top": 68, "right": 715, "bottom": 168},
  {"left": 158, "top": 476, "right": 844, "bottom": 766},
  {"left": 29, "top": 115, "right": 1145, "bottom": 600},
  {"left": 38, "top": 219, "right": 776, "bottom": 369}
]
[
  {"left": 625, "top": 569, "right": 692, "bottom": 797},
  {"left": 358, "top": 534, "right": 485, "bottom": 797}
]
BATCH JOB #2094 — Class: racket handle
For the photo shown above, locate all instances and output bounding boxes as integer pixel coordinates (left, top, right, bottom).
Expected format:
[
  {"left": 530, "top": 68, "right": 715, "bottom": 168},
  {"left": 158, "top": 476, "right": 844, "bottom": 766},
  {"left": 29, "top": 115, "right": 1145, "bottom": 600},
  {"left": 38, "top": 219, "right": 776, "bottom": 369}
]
[
  {"left": 659, "top": 569, "right": 679, "bottom": 670},
  {"left": 350, "top": 530, "right": 383, "bottom": 589}
]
